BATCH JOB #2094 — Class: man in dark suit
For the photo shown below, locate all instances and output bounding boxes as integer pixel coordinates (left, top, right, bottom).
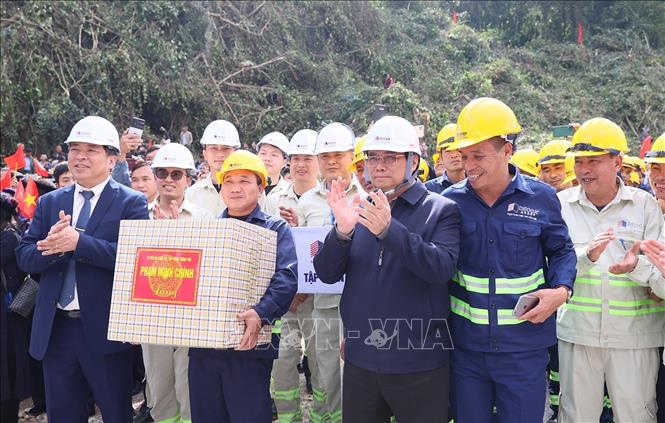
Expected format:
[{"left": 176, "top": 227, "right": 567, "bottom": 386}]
[{"left": 16, "top": 116, "right": 149, "bottom": 423}]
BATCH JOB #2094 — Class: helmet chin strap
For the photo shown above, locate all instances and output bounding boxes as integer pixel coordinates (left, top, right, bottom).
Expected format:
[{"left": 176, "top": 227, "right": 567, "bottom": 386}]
[{"left": 366, "top": 151, "right": 419, "bottom": 201}]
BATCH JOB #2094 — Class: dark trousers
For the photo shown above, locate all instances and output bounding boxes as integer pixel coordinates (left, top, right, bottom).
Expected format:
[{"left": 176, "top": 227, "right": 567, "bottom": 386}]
[
  {"left": 343, "top": 361, "right": 450, "bottom": 423},
  {"left": 188, "top": 354, "right": 273, "bottom": 422},
  {"left": 452, "top": 347, "right": 548, "bottom": 423},
  {"left": 42, "top": 315, "right": 133, "bottom": 423}
]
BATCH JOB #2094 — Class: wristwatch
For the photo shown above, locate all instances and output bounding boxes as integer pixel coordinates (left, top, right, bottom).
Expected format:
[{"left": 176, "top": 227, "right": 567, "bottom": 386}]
[{"left": 553, "top": 284, "right": 573, "bottom": 303}]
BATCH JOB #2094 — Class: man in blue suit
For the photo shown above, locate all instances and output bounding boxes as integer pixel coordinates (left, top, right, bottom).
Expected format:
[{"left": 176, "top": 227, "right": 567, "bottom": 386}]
[{"left": 16, "top": 116, "right": 149, "bottom": 423}]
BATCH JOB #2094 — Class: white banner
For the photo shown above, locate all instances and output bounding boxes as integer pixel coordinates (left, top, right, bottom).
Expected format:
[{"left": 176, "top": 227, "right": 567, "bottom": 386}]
[{"left": 291, "top": 226, "right": 345, "bottom": 294}]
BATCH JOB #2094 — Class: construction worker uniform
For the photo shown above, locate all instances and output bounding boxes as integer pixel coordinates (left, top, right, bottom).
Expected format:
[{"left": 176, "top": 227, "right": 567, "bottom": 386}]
[
  {"left": 185, "top": 174, "right": 225, "bottom": 217},
  {"left": 142, "top": 198, "right": 212, "bottom": 423},
  {"left": 297, "top": 176, "right": 366, "bottom": 423},
  {"left": 313, "top": 181, "right": 460, "bottom": 422},
  {"left": 442, "top": 166, "right": 576, "bottom": 423},
  {"left": 556, "top": 178, "right": 665, "bottom": 423},
  {"left": 188, "top": 205, "right": 298, "bottom": 423},
  {"left": 424, "top": 171, "right": 457, "bottom": 194},
  {"left": 264, "top": 182, "right": 325, "bottom": 423}
]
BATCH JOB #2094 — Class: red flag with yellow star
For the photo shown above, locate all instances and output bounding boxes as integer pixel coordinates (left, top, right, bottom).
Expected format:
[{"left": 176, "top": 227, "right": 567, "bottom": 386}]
[
  {"left": 34, "top": 159, "right": 49, "bottom": 177},
  {"left": 17, "top": 177, "right": 39, "bottom": 219}
]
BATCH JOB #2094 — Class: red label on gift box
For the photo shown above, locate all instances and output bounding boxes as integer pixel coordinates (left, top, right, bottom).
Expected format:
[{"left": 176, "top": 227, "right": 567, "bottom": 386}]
[{"left": 131, "top": 248, "right": 202, "bottom": 306}]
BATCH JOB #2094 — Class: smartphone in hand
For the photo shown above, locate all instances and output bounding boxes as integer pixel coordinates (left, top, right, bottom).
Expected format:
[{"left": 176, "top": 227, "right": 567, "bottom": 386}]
[
  {"left": 513, "top": 294, "right": 540, "bottom": 318},
  {"left": 128, "top": 117, "right": 145, "bottom": 137}
]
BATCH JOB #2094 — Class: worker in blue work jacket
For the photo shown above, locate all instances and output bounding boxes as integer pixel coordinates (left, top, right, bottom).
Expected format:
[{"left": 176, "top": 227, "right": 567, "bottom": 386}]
[
  {"left": 187, "top": 150, "right": 298, "bottom": 422},
  {"left": 442, "top": 97, "right": 577, "bottom": 423},
  {"left": 313, "top": 116, "right": 461, "bottom": 422}
]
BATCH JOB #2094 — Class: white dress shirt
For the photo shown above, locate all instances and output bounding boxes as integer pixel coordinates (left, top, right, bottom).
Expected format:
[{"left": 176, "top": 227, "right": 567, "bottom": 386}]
[{"left": 59, "top": 177, "right": 110, "bottom": 310}]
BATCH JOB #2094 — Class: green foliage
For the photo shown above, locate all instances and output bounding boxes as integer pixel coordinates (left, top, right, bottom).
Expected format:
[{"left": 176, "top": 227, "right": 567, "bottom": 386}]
[{"left": 1, "top": 0, "right": 663, "bottom": 157}]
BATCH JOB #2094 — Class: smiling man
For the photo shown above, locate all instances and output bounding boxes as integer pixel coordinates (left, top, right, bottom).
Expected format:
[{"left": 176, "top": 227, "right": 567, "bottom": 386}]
[
  {"left": 257, "top": 131, "right": 291, "bottom": 196},
  {"left": 187, "top": 150, "right": 297, "bottom": 422},
  {"left": 556, "top": 118, "right": 665, "bottom": 423},
  {"left": 16, "top": 116, "right": 149, "bottom": 422},
  {"left": 425, "top": 123, "right": 465, "bottom": 194},
  {"left": 441, "top": 98, "right": 576, "bottom": 423},
  {"left": 537, "top": 139, "right": 576, "bottom": 192}
]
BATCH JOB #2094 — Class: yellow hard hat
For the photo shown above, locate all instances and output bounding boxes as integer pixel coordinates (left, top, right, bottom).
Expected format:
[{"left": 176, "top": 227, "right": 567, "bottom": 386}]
[
  {"left": 450, "top": 97, "right": 522, "bottom": 150},
  {"left": 216, "top": 150, "right": 269, "bottom": 188},
  {"left": 432, "top": 153, "right": 441, "bottom": 165},
  {"left": 436, "top": 123, "right": 457, "bottom": 151},
  {"left": 510, "top": 148, "right": 540, "bottom": 176},
  {"left": 644, "top": 133, "right": 665, "bottom": 164},
  {"left": 567, "top": 117, "right": 628, "bottom": 157},
  {"left": 562, "top": 156, "right": 577, "bottom": 185},
  {"left": 537, "top": 139, "right": 573, "bottom": 165},
  {"left": 418, "top": 158, "right": 429, "bottom": 182},
  {"left": 348, "top": 136, "right": 367, "bottom": 171},
  {"left": 622, "top": 155, "right": 646, "bottom": 171},
  {"left": 629, "top": 171, "right": 640, "bottom": 185}
]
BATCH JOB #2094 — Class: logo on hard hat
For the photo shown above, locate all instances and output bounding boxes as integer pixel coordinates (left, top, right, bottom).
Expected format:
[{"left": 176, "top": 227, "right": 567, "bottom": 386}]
[{"left": 374, "top": 136, "right": 390, "bottom": 142}]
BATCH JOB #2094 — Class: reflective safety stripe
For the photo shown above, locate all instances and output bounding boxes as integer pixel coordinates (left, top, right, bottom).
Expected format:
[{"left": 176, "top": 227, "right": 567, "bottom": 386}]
[
  {"left": 452, "top": 272, "right": 489, "bottom": 294},
  {"left": 609, "top": 299, "right": 665, "bottom": 316},
  {"left": 550, "top": 394, "right": 559, "bottom": 406},
  {"left": 549, "top": 370, "right": 560, "bottom": 382},
  {"left": 450, "top": 296, "right": 489, "bottom": 324},
  {"left": 180, "top": 420, "right": 192, "bottom": 423},
  {"left": 278, "top": 410, "right": 303, "bottom": 423},
  {"left": 565, "top": 295, "right": 602, "bottom": 312},
  {"left": 497, "top": 309, "right": 525, "bottom": 325},
  {"left": 272, "top": 387, "right": 300, "bottom": 401},
  {"left": 156, "top": 416, "right": 180, "bottom": 423},
  {"left": 273, "top": 319, "right": 282, "bottom": 334},
  {"left": 495, "top": 269, "right": 545, "bottom": 294},
  {"left": 309, "top": 410, "right": 326, "bottom": 423},
  {"left": 604, "top": 395, "right": 613, "bottom": 408},
  {"left": 312, "top": 388, "right": 327, "bottom": 403},
  {"left": 577, "top": 270, "right": 641, "bottom": 287},
  {"left": 329, "top": 409, "right": 343, "bottom": 423}
]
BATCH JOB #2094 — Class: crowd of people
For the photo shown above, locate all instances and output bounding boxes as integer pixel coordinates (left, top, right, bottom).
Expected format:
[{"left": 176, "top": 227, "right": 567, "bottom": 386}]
[{"left": 1, "top": 96, "right": 664, "bottom": 423}]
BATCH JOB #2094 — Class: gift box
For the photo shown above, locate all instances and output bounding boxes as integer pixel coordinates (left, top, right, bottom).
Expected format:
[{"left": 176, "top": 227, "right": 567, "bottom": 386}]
[{"left": 108, "top": 219, "right": 276, "bottom": 349}]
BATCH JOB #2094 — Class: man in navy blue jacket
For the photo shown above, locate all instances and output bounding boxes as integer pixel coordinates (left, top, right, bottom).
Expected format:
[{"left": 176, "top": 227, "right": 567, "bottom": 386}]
[
  {"left": 187, "top": 150, "right": 298, "bottom": 422},
  {"left": 16, "top": 116, "right": 149, "bottom": 423},
  {"left": 314, "top": 116, "right": 460, "bottom": 422}
]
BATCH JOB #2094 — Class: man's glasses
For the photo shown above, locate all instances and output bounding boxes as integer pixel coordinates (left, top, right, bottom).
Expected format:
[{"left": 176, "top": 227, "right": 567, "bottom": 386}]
[
  {"left": 154, "top": 169, "right": 186, "bottom": 181},
  {"left": 366, "top": 154, "right": 404, "bottom": 167}
]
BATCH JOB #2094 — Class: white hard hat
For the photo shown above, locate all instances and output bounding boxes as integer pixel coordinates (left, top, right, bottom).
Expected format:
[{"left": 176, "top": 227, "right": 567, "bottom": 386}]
[
  {"left": 151, "top": 143, "right": 195, "bottom": 171},
  {"left": 257, "top": 131, "right": 290, "bottom": 155},
  {"left": 363, "top": 116, "right": 420, "bottom": 155},
  {"left": 315, "top": 122, "right": 355, "bottom": 154},
  {"left": 65, "top": 116, "right": 120, "bottom": 150},
  {"left": 288, "top": 129, "right": 318, "bottom": 156},
  {"left": 200, "top": 120, "right": 240, "bottom": 147}
]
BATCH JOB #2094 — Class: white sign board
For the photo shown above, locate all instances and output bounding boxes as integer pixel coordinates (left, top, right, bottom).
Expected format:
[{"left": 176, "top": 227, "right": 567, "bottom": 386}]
[
  {"left": 292, "top": 226, "right": 345, "bottom": 294},
  {"left": 414, "top": 124, "right": 425, "bottom": 138}
]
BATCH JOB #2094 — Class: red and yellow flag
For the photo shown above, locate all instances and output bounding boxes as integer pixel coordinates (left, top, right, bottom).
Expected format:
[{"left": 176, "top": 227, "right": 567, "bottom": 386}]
[{"left": 17, "top": 177, "right": 39, "bottom": 219}]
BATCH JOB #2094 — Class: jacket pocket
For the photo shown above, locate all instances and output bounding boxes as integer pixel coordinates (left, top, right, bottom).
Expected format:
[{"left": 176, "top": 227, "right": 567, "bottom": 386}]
[{"left": 503, "top": 222, "right": 542, "bottom": 273}]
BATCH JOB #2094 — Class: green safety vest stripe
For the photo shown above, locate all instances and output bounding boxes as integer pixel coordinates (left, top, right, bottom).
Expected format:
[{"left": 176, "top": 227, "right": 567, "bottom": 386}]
[
  {"left": 329, "top": 409, "right": 343, "bottom": 423},
  {"left": 454, "top": 269, "right": 545, "bottom": 295},
  {"left": 550, "top": 395, "right": 559, "bottom": 406},
  {"left": 451, "top": 296, "right": 524, "bottom": 325},
  {"left": 278, "top": 410, "right": 304, "bottom": 423},
  {"left": 497, "top": 309, "right": 526, "bottom": 325},
  {"left": 450, "top": 296, "right": 489, "bottom": 324},
  {"left": 312, "top": 388, "right": 327, "bottom": 403},
  {"left": 549, "top": 370, "right": 560, "bottom": 382},
  {"left": 156, "top": 416, "right": 181, "bottom": 423},
  {"left": 272, "top": 387, "right": 300, "bottom": 401}
]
